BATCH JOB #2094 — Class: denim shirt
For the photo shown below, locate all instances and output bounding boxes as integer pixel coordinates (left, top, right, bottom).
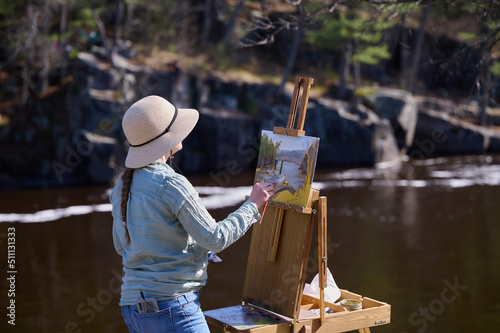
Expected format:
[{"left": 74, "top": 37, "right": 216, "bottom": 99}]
[{"left": 110, "top": 161, "right": 260, "bottom": 306}]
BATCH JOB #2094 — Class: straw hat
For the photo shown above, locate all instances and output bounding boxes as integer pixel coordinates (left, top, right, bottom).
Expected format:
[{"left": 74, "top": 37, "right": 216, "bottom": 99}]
[{"left": 122, "top": 95, "right": 199, "bottom": 168}]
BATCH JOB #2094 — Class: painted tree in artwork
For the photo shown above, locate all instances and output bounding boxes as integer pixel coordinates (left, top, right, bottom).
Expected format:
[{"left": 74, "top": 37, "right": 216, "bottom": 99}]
[{"left": 257, "top": 134, "right": 281, "bottom": 169}]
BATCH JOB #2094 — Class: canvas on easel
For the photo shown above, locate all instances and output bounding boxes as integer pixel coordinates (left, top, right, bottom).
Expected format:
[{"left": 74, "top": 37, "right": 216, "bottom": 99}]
[{"left": 254, "top": 130, "right": 319, "bottom": 208}]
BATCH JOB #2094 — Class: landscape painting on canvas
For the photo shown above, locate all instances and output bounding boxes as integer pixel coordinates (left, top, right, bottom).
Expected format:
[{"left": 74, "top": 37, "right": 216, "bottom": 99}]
[{"left": 254, "top": 130, "right": 320, "bottom": 207}]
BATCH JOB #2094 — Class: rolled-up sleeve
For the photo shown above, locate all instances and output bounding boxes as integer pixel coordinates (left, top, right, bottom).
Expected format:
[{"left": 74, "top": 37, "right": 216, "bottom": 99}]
[{"left": 164, "top": 176, "right": 261, "bottom": 252}]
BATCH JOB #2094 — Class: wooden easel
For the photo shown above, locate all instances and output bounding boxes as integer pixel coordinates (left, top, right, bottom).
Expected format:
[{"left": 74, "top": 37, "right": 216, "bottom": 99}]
[
  {"left": 241, "top": 77, "right": 324, "bottom": 319},
  {"left": 204, "top": 77, "right": 391, "bottom": 333},
  {"left": 264, "top": 77, "right": 317, "bottom": 263}
]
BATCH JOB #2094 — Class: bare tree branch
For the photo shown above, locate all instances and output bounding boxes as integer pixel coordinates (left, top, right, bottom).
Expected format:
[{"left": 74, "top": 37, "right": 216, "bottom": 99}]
[
  {"left": 0, "top": 13, "right": 40, "bottom": 70},
  {"left": 91, "top": 8, "right": 109, "bottom": 49}
]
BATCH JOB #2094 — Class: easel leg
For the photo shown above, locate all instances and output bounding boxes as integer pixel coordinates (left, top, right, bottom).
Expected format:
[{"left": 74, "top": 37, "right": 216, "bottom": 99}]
[
  {"left": 317, "top": 197, "right": 328, "bottom": 326},
  {"left": 358, "top": 328, "right": 371, "bottom": 333},
  {"left": 299, "top": 325, "right": 311, "bottom": 333}
]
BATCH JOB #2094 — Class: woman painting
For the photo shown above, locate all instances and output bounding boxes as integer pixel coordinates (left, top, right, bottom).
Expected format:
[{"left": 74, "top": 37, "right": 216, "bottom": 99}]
[{"left": 110, "top": 95, "right": 275, "bottom": 332}]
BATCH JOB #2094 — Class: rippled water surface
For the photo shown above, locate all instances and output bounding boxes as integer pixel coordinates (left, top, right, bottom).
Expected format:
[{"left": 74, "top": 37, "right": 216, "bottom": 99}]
[{"left": 1, "top": 155, "right": 499, "bottom": 332}]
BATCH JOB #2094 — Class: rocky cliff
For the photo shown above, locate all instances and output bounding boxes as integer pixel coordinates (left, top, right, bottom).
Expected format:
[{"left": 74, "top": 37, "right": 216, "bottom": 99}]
[{"left": 1, "top": 50, "right": 499, "bottom": 189}]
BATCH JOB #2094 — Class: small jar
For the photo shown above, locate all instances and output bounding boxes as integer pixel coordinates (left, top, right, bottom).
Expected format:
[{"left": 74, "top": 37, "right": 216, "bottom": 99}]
[{"left": 340, "top": 299, "right": 362, "bottom": 311}]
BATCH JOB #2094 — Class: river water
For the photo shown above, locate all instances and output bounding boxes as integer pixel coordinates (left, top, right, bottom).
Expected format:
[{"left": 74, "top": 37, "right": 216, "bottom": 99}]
[{"left": 1, "top": 155, "right": 499, "bottom": 333}]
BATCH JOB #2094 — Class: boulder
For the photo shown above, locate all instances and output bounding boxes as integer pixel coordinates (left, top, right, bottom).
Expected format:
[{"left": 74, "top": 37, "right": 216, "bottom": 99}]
[
  {"left": 180, "top": 107, "right": 259, "bottom": 181},
  {"left": 374, "top": 118, "right": 401, "bottom": 164},
  {"left": 374, "top": 88, "right": 418, "bottom": 152},
  {"left": 408, "top": 109, "right": 496, "bottom": 157},
  {"left": 79, "top": 130, "right": 118, "bottom": 183},
  {"left": 305, "top": 98, "right": 400, "bottom": 167}
]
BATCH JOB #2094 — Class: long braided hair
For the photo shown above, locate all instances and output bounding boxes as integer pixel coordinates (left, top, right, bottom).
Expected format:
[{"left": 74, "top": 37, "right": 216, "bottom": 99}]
[
  {"left": 120, "top": 168, "right": 134, "bottom": 244},
  {"left": 119, "top": 151, "right": 174, "bottom": 245}
]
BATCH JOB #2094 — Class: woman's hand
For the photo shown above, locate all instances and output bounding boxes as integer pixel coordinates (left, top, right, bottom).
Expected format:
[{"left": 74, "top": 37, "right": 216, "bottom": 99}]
[{"left": 248, "top": 182, "right": 275, "bottom": 209}]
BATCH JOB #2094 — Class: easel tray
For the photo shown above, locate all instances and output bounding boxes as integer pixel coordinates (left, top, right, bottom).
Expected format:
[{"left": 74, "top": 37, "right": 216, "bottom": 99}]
[
  {"left": 205, "top": 289, "right": 390, "bottom": 333},
  {"left": 297, "top": 289, "right": 391, "bottom": 332}
]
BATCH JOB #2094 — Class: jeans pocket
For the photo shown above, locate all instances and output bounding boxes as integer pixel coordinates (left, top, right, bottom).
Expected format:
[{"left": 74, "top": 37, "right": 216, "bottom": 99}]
[
  {"left": 133, "top": 307, "right": 174, "bottom": 333},
  {"left": 181, "top": 299, "right": 201, "bottom": 317},
  {"left": 180, "top": 293, "right": 202, "bottom": 317},
  {"left": 179, "top": 300, "right": 209, "bottom": 333}
]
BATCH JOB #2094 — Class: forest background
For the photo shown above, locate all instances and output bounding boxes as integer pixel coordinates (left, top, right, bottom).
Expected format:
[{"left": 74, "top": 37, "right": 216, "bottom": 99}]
[{"left": 1, "top": 0, "right": 500, "bottom": 188}]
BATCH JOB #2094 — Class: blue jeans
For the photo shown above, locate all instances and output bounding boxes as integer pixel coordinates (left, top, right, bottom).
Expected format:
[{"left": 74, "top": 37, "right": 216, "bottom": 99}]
[{"left": 121, "top": 292, "right": 210, "bottom": 333}]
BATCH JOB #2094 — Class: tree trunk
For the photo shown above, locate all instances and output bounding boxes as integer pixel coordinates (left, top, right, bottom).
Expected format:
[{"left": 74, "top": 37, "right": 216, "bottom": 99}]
[
  {"left": 478, "top": 20, "right": 493, "bottom": 126},
  {"left": 478, "top": 73, "right": 490, "bottom": 126},
  {"left": 477, "top": 40, "right": 491, "bottom": 126},
  {"left": 92, "top": 9, "right": 108, "bottom": 50},
  {"left": 222, "top": 0, "right": 245, "bottom": 47},
  {"left": 39, "top": 2, "right": 51, "bottom": 94},
  {"left": 145, "top": 2, "right": 153, "bottom": 56},
  {"left": 201, "top": 0, "right": 212, "bottom": 46},
  {"left": 407, "top": 1, "right": 431, "bottom": 93},
  {"left": 22, "top": 3, "right": 36, "bottom": 107},
  {"left": 201, "top": 0, "right": 213, "bottom": 46},
  {"left": 351, "top": 61, "right": 361, "bottom": 110},
  {"left": 178, "top": 1, "right": 190, "bottom": 53},
  {"left": 354, "top": 61, "right": 361, "bottom": 90},
  {"left": 114, "top": 0, "right": 124, "bottom": 46},
  {"left": 279, "top": 22, "right": 303, "bottom": 91},
  {"left": 59, "top": 0, "right": 69, "bottom": 81},
  {"left": 112, "top": 0, "right": 125, "bottom": 64},
  {"left": 124, "top": 2, "right": 135, "bottom": 39},
  {"left": 338, "top": 44, "right": 352, "bottom": 100},
  {"left": 21, "top": 61, "right": 31, "bottom": 107},
  {"left": 399, "top": 14, "right": 410, "bottom": 87}
]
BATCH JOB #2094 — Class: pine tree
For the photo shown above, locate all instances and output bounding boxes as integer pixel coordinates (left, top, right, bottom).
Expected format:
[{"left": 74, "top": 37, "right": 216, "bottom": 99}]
[{"left": 306, "top": 3, "right": 393, "bottom": 102}]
